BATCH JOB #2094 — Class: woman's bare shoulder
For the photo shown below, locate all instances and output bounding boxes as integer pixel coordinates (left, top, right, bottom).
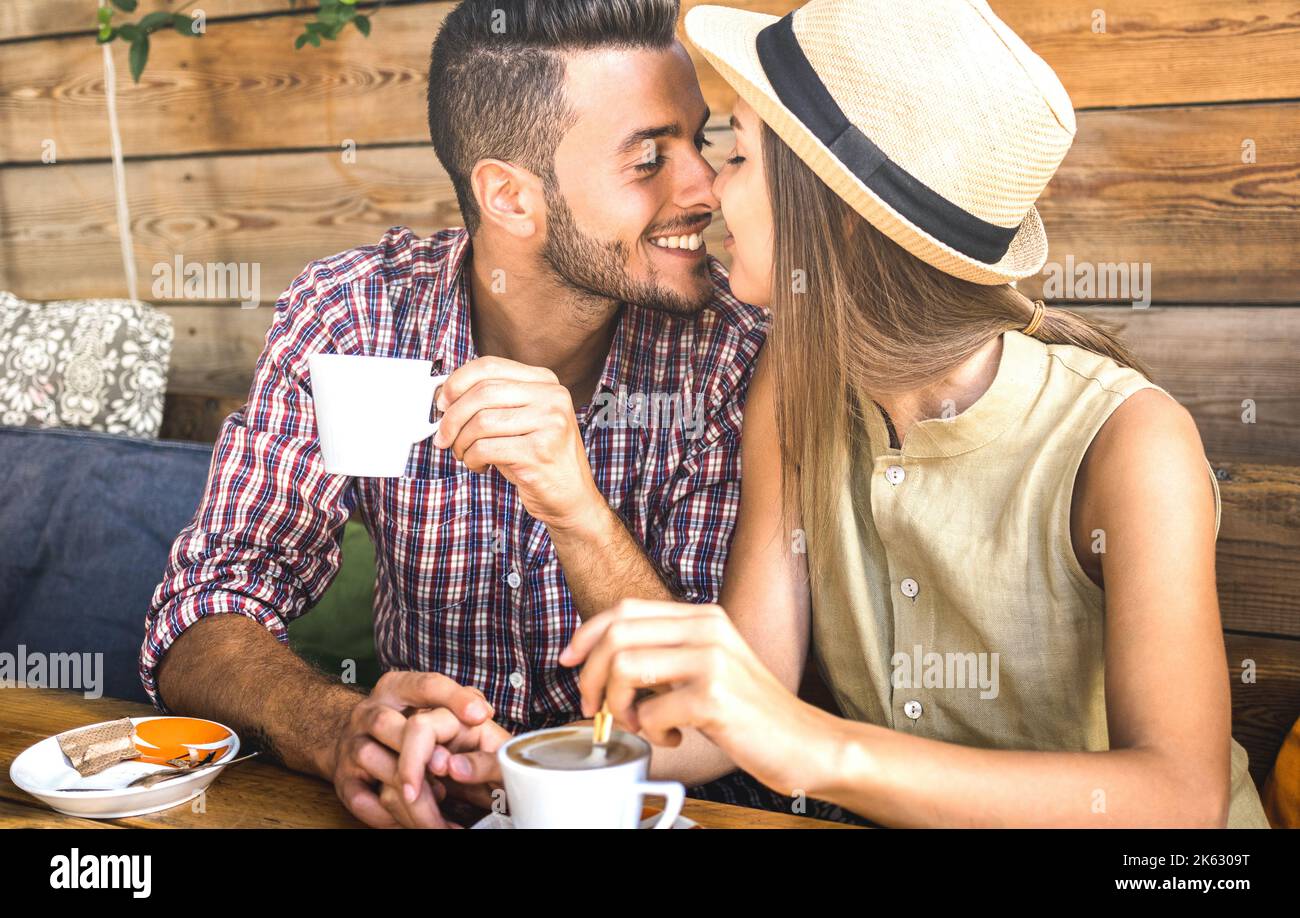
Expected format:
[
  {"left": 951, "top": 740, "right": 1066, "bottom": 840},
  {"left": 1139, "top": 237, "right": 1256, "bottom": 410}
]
[{"left": 1072, "top": 386, "right": 1216, "bottom": 582}]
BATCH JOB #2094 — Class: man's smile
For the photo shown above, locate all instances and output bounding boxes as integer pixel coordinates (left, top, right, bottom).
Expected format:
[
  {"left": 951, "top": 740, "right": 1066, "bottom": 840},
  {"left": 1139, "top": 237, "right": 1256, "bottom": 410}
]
[{"left": 646, "top": 216, "right": 712, "bottom": 258}]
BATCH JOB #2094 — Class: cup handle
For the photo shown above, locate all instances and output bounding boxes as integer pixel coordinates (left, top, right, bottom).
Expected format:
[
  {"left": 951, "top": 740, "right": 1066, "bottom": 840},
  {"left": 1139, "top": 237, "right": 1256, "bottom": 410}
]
[
  {"left": 635, "top": 780, "right": 685, "bottom": 829},
  {"left": 412, "top": 373, "right": 450, "bottom": 443}
]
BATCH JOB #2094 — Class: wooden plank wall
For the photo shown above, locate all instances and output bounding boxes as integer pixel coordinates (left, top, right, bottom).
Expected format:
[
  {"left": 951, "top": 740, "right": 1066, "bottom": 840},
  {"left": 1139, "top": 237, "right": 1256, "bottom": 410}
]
[{"left": 2, "top": 0, "right": 1298, "bottom": 788}]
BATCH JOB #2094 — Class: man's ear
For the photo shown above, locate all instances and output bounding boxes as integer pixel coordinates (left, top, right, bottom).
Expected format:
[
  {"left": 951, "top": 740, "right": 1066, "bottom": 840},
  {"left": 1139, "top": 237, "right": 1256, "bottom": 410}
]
[{"left": 469, "top": 159, "right": 543, "bottom": 239}]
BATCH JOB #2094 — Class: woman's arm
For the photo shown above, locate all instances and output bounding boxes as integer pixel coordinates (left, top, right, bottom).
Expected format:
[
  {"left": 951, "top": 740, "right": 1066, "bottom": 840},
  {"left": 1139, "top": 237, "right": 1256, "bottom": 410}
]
[
  {"left": 718, "top": 350, "right": 811, "bottom": 690},
  {"left": 565, "top": 389, "right": 1233, "bottom": 826},
  {"left": 637, "top": 351, "right": 814, "bottom": 786}
]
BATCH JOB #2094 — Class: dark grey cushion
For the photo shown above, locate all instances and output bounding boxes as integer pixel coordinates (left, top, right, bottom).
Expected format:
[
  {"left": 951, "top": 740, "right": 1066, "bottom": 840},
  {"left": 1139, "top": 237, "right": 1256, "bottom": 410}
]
[{"left": 0, "top": 425, "right": 213, "bottom": 703}]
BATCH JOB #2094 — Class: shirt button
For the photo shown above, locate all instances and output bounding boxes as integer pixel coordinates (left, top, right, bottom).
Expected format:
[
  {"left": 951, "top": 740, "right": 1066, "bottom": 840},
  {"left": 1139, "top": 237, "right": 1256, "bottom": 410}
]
[
  {"left": 900, "top": 578, "right": 919, "bottom": 599},
  {"left": 885, "top": 465, "right": 906, "bottom": 485},
  {"left": 508, "top": 671, "right": 525, "bottom": 690},
  {"left": 903, "top": 699, "right": 923, "bottom": 720},
  {"left": 506, "top": 570, "right": 522, "bottom": 589}
]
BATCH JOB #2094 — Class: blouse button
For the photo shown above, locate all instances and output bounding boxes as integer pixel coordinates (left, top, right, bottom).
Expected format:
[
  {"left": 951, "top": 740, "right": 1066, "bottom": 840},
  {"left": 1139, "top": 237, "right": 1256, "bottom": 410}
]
[
  {"left": 508, "top": 671, "right": 525, "bottom": 690},
  {"left": 885, "top": 465, "right": 906, "bottom": 485},
  {"left": 903, "top": 699, "right": 923, "bottom": 720},
  {"left": 900, "top": 578, "right": 919, "bottom": 599},
  {"left": 506, "top": 570, "right": 522, "bottom": 589}
]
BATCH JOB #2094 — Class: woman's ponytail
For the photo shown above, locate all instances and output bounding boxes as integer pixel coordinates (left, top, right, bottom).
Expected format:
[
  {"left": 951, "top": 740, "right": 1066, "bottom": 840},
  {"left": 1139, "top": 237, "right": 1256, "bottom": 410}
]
[{"left": 1014, "top": 295, "right": 1153, "bottom": 380}]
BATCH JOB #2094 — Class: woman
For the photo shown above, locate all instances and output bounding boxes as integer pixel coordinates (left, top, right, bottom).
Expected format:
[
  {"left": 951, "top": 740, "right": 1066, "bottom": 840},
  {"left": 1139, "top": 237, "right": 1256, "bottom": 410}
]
[{"left": 559, "top": 0, "right": 1270, "bottom": 827}]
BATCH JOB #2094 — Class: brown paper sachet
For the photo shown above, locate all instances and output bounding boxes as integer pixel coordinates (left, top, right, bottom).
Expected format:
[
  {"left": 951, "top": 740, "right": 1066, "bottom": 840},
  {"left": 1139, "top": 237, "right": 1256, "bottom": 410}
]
[{"left": 56, "top": 717, "right": 140, "bottom": 777}]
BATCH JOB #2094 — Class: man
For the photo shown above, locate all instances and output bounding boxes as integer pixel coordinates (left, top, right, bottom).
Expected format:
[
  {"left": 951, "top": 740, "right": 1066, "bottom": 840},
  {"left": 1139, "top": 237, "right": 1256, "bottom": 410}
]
[{"left": 141, "top": 0, "right": 769, "bottom": 827}]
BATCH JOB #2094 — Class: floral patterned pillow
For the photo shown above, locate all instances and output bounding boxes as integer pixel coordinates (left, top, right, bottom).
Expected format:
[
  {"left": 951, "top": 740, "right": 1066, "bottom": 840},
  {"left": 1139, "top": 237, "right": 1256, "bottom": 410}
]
[{"left": 0, "top": 293, "right": 173, "bottom": 439}]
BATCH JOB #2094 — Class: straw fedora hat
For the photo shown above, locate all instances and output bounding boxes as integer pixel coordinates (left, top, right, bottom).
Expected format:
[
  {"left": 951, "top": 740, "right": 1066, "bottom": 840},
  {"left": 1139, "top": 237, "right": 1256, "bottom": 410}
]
[{"left": 684, "top": 0, "right": 1077, "bottom": 284}]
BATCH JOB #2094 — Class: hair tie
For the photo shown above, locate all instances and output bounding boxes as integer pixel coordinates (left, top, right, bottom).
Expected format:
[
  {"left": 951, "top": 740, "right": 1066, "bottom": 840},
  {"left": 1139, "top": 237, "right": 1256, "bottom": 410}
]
[{"left": 1022, "top": 300, "right": 1047, "bottom": 337}]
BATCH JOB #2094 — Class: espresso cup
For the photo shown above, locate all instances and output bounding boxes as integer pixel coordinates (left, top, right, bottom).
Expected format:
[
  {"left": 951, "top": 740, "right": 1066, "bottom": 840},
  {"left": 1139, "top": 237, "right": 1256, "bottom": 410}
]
[
  {"left": 497, "top": 725, "right": 685, "bottom": 829},
  {"left": 307, "top": 353, "right": 447, "bottom": 477}
]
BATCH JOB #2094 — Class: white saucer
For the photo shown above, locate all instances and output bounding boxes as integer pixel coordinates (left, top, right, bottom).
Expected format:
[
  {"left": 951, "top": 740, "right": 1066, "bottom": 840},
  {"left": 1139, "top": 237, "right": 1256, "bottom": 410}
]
[{"left": 9, "top": 715, "right": 240, "bottom": 820}]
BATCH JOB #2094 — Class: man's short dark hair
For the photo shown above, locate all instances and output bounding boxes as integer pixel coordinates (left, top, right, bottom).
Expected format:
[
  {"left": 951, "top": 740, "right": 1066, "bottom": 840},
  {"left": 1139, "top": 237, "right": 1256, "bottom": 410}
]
[{"left": 427, "top": 0, "right": 681, "bottom": 234}]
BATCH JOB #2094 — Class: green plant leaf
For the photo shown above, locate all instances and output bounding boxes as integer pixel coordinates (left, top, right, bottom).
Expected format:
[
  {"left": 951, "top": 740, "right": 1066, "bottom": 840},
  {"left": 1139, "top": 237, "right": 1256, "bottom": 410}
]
[
  {"left": 138, "top": 11, "right": 175, "bottom": 33},
  {"left": 97, "top": 0, "right": 376, "bottom": 68},
  {"left": 129, "top": 34, "right": 150, "bottom": 83}
]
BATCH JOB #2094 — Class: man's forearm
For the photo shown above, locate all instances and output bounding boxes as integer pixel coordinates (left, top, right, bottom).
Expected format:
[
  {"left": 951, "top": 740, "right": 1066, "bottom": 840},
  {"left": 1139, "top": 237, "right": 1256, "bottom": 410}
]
[
  {"left": 155, "top": 612, "right": 365, "bottom": 780},
  {"left": 546, "top": 502, "right": 675, "bottom": 620}
]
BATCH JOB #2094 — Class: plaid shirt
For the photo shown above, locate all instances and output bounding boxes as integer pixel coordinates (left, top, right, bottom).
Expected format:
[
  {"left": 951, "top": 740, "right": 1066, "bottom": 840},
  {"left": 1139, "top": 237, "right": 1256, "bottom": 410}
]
[{"left": 141, "top": 227, "right": 768, "bottom": 735}]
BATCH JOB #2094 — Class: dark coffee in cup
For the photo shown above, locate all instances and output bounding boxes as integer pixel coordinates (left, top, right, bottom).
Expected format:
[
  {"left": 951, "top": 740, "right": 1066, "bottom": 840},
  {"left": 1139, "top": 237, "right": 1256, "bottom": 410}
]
[{"left": 504, "top": 727, "right": 642, "bottom": 771}]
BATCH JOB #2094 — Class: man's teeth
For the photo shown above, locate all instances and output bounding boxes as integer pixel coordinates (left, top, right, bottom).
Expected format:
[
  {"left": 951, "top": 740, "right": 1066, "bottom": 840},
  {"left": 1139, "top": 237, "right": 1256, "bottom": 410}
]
[{"left": 651, "top": 233, "right": 703, "bottom": 251}]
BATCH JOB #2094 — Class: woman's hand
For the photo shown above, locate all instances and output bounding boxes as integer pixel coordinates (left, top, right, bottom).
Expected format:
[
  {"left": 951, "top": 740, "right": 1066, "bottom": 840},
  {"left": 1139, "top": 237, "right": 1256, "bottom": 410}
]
[{"left": 558, "top": 599, "right": 839, "bottom": 797}]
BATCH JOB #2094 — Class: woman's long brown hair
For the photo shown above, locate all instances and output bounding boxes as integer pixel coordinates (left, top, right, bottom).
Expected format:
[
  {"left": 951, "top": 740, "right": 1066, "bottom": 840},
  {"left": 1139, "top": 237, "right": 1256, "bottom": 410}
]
[{"left": 760, "top": 124, "right": 1150, "bottom": 580}]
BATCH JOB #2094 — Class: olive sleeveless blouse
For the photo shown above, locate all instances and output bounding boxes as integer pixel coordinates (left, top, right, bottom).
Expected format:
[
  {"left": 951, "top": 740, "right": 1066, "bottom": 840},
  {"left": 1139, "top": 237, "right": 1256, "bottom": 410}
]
[{"left": 808, "top": 329, "right": 1269, "bottom": 827}]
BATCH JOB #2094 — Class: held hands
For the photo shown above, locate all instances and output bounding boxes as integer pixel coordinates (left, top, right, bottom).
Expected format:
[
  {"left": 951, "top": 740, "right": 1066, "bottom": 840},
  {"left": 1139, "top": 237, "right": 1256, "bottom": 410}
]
[
  {"left": 328, "top": 671, "right": 508, "bottom": 829},
  {"left": 558, "top": 600, "right": 833, "bottom": 797},
  {"left": 433, "top": 357, "right": 605, "bottom": 532}
]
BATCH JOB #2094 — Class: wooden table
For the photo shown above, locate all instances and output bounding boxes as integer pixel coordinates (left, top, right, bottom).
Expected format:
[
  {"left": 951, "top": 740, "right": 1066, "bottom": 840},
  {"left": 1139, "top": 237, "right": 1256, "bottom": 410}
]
[{"left": 1, "top": 688, "right": 856, "bottom": 829}]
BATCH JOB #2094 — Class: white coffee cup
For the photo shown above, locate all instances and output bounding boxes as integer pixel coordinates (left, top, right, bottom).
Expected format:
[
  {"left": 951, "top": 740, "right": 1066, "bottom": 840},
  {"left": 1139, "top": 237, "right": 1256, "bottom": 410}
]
[
  {"left": 497, "top": 725, "right": 686, "bottom": 829},
  {"left": 307, "top": 352, "right": 448, "bottom": 477}
]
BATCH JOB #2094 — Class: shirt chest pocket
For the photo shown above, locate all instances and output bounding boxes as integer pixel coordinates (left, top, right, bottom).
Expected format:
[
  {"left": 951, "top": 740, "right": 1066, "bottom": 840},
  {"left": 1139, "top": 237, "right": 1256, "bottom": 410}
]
[{"left": 375, "top": 471, "right": 487, "bottom": 614}]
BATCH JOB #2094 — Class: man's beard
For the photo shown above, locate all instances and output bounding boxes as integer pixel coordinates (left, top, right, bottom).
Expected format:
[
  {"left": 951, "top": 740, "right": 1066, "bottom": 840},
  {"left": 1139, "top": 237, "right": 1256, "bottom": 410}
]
[{"left": 539, "top": 177, "right": 711, "bottom": 317}]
